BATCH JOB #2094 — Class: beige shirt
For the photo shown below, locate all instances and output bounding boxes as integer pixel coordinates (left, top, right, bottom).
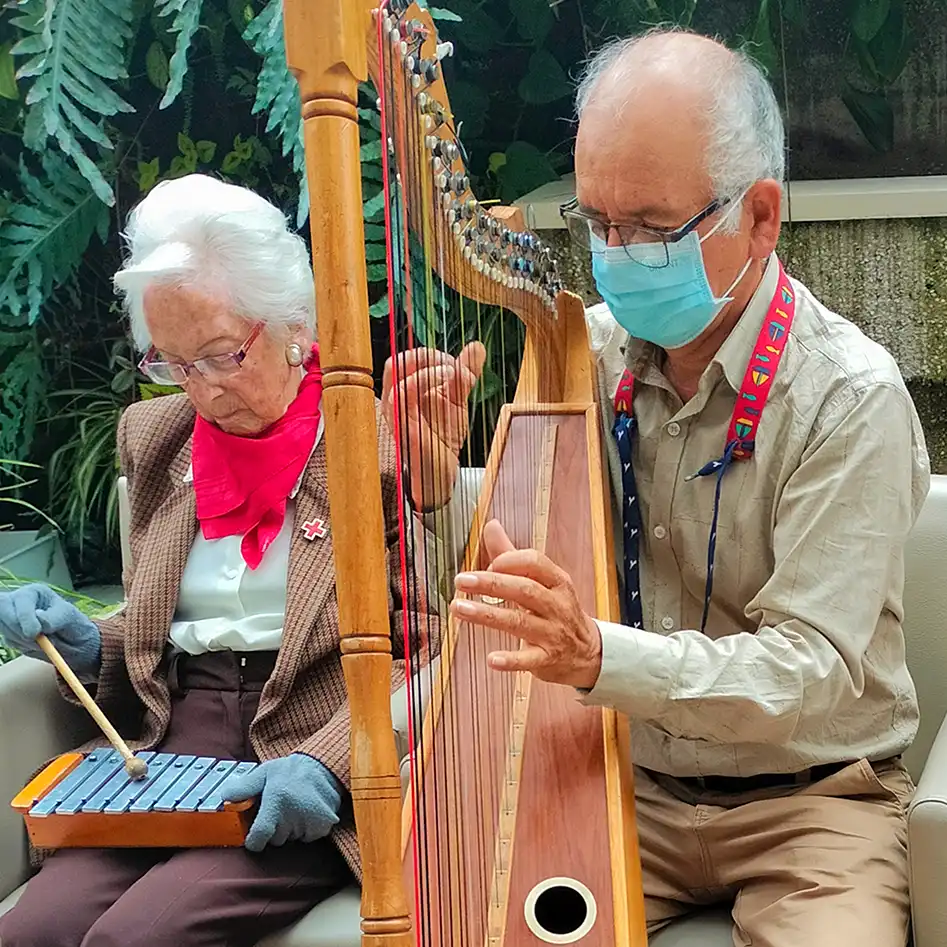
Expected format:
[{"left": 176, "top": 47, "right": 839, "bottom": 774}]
[{"left": 582, "top": 253, "right": 931, "bottom": 777}]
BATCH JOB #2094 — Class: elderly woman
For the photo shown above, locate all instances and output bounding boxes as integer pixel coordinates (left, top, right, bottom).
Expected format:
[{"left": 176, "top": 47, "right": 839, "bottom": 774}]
[{"left": 0, "top": 174, "right": 432, "bottom": 947}]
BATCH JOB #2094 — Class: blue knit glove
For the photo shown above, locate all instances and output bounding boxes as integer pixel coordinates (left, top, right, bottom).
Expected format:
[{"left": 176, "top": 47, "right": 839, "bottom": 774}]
[
  {"left": 0, "top": 583, "right": 101, "bottom": 683},
  {"left": 220, "top": 753, "right": 343, "bottom": 852}
]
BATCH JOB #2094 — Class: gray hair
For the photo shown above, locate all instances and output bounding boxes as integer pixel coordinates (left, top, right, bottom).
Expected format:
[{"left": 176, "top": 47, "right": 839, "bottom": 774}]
[
  {"left": 113, "top": 174, "right": 316, "bottom": 352},
  {"left": 576, "top": 27, "right": 786, "bottom": 227}
]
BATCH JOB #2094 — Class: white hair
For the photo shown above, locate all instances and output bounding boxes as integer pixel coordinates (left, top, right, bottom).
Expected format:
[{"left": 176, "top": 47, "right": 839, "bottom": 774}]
[
  {"left": 113, "top": 174, "right": 316, "bottom": 352},
  {"left": 576, "top": 28, "right": 786, "bottom": 231}
]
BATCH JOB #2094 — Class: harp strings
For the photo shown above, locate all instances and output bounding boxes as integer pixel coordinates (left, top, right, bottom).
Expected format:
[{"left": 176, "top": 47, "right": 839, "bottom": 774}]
[{"left": 376, "top": 5, "right": 558, "bottom": 941}]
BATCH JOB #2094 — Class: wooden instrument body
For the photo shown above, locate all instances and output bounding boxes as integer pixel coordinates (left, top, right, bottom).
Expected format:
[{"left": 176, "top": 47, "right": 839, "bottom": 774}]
[
  {"left": 402, "top": 297, "right": 647, "bottom": 945},
  {"left": 12, "top": 750, "right": 254, "bottom": 849}
]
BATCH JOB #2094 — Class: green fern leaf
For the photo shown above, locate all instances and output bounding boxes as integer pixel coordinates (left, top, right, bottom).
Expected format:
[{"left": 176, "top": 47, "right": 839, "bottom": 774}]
[
  {"left": 0, "top": 329, "right": 45, "bottom": 460},
  {"left": 156, "top": 0, "right": 204, "bottom": 108},
  {"left": 11, "top": 0, "right": 135, "bottom": 205},
  {"left": 244, "top": 0, "right": 308, "bottom": 227},
  {"left": 0, "top": 154, "right": 109, "bottom": 325}
]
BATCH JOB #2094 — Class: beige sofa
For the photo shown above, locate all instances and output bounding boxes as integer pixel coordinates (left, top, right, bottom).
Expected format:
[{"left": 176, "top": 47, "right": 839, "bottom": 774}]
[{"left": 3, "top": 475, "right": 947, "bottom": 946}]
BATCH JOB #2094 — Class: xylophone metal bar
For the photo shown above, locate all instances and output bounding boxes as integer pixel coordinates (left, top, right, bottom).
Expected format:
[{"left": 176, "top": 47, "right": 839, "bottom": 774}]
[
  {"left": 29, "top": 752, "right": 259, "bottom": 817},
  {"left": 13, "top": 752, "right": 259, "bottom": 849}
]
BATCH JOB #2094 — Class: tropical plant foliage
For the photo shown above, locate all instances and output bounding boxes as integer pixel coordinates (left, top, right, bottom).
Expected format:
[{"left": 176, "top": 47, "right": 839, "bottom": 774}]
[{"left": 0, "top": 0, "right": 925, "bottom": 584}]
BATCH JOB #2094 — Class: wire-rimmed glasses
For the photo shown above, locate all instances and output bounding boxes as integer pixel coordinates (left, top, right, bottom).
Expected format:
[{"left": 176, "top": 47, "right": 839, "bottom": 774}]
[
  {"left": 138, "top": 322, "right": 266, "bottom": 385},
  {"left": 559, "top": 197, "right": 728, "bottom": 269}
]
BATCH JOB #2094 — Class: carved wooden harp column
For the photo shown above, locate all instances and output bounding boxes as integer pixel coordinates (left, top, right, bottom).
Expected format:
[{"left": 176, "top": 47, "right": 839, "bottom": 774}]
[{"left": 283, "top": 2, "right": 648, "bottom": 945}]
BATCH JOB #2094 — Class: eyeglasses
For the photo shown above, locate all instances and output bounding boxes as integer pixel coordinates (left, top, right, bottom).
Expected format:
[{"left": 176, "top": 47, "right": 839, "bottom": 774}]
[
  {"left": 138, "top": 322, "right": 265, "bottom": 386},
  {"left": 559, "top": 197, "right": 730, "bottom": 269}
]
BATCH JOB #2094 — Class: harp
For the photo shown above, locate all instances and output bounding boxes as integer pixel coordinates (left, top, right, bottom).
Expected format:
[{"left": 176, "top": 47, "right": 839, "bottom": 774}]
[{"left": 282, "top": 2, "right": 648, "bottom": 945}]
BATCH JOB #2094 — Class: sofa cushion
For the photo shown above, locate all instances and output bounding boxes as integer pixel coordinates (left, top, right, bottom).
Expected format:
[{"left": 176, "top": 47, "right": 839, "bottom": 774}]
[
  {"left": 255, "top": 886, "right": 362, "bottom": 947},
  {"left": 649, "top": 907, "right": 733, "bottom": 945},
  {"left": 0, "top": 883, "right": 25, "bottom": 919}
]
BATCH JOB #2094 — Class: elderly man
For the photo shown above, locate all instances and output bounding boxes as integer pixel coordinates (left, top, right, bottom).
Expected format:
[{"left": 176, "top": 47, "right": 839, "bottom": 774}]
[{"left": 386, "top": 27, "right": 931, "bottom": 947}]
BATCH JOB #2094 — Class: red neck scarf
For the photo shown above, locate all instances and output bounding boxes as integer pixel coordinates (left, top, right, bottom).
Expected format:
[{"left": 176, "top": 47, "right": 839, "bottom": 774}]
[{"left": 191, "top": 346, "right": 322, "bottom": 569}]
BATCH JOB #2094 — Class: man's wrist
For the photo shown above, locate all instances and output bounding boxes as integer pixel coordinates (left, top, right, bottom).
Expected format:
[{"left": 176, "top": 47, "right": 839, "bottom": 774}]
[{"left": 572, "top": 615, "right": 603, "bottom": 691}]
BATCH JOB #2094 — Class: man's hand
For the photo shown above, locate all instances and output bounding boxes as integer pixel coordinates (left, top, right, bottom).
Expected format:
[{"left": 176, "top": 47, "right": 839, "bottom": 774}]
[
  {"left": 381, "top": 342, "right": 486, "bottom": 511},
  {"left": 449, "top": 521, "right": 603, "bottom": 690}
]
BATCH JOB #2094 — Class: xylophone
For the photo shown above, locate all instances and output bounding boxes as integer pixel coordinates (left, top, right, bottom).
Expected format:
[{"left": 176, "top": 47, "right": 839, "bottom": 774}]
[{"left": 12, "top": 749, "right": 257, "bottom": 849}]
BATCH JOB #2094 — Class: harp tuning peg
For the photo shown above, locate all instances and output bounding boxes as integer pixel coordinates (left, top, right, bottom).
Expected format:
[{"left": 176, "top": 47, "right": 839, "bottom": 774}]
[
  {"left": 436, "top": 41, "right": 454, "bottom": 61},
  {"left": 402, "top": 18, "right": 427, "bottom": 40}
]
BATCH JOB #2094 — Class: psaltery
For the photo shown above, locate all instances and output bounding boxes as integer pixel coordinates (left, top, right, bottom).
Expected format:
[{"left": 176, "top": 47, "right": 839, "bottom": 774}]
[{"left": 282, "top": 1, "right": 648, "bottom": 945}]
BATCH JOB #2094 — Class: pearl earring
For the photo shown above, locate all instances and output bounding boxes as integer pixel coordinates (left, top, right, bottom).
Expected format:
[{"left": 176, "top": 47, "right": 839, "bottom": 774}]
[{"left": 286, "top": 343, "right": 304, "bottom": 367}]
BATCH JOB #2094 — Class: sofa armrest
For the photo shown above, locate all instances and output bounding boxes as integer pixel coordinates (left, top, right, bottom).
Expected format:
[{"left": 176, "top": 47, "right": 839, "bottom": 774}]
[
  {"left": 908, "top": 712, "right": 947, "bottom": 947},
  {"left": 0, "top": 657, "right": 97, "bottom": 898}
]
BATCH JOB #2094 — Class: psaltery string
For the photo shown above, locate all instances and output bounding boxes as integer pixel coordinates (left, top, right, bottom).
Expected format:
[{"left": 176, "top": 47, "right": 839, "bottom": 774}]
[
  {"left": 375, "top": 8, "right": 428, "bottom": 943},
  {"left": 378, "top": 9, "right": 556, "bottom": 941}
]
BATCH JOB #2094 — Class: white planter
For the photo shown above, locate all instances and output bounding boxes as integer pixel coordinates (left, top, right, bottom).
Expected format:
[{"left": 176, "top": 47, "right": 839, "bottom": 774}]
[{"left": 0, "top": 530, "right": 73, "bottom": 592}]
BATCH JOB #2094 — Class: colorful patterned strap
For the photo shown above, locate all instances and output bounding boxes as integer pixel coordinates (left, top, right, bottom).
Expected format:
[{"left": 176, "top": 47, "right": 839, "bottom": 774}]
[
  {"left": 613, "top": 260, "right": 797, "bottom": 459},
  {"left": 726, "top": 262, "right": 795, "bottom": 459}
]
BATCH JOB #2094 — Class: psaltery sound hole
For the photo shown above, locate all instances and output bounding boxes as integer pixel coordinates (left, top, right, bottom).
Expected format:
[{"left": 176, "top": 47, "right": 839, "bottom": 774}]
[{"left": 524, "top": 877, "right": 597, "bottom": 943}]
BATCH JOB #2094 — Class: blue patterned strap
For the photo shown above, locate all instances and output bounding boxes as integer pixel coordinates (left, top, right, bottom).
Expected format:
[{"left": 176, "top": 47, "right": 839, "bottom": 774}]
[{"left": 612, "top": 373, "right": 643, "bottom": 629}]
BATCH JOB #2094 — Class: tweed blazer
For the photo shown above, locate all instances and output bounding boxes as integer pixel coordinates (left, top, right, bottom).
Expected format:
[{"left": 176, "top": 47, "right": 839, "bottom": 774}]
[{"left": 60, "top": 393, "right": 437, "bottom": 880}]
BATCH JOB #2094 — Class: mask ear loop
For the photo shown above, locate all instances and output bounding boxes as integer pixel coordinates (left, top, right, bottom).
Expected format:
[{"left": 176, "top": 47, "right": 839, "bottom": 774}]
[{"left": 699, "top": 187, "right": 755, "bottom": 303}]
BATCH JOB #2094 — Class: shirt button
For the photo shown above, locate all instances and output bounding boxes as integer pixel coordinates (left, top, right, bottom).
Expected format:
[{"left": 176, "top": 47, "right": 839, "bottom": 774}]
[
  {"left": 224, "top": 568, "right": 239, "bottom": 581},
  {"left": 653, "top": 525, "right": 667, "bottom": 540},
  {"left": 666, "top": 422, "right": 681, "bottom": 437},
  {"left": 661, "top": 616, "right": 674, "bottom": 631}
]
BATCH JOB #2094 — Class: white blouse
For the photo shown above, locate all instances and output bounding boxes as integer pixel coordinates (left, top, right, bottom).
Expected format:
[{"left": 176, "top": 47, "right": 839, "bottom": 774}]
[{"left": 167, "top": 411, "right": 323, "bottom": 655}]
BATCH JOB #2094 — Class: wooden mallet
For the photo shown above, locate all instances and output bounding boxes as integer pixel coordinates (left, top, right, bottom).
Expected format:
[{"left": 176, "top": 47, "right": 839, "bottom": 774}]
[{"left": 35, "top": 633, "right": 149, "bottom": 781}]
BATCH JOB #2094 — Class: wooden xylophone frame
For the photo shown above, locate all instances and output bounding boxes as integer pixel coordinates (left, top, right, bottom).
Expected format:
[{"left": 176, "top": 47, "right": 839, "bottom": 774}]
[{"left": 12, "top": 750, "right": 255, "bottom": 849}]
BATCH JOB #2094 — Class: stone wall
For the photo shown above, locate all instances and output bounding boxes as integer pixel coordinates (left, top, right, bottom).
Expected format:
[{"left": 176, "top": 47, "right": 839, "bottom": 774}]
[{"left": 539, "top": 222, "right": 947, "bottom": 473}]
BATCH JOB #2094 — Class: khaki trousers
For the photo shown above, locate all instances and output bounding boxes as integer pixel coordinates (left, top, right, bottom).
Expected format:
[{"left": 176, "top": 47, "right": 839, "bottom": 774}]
[{"left": 635, "top": 759, "right": 913, "bottom": 946}]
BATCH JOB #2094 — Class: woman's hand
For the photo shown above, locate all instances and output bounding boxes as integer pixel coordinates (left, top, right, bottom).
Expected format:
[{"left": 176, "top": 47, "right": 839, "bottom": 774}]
[
  {"left": 0, "top": 584, "right": 101, "bottom": 683},
  {"left": 381, "top": 342, "right": 485, "bottom": 512},
  {"left": 220, "top": 753, "right": 343, "bottom": 852}
]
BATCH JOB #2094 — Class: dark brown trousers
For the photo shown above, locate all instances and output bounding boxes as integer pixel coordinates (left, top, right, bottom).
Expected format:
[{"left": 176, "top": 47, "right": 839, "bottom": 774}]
[{"left": 0, "top": 651, "right": 352, "bottom": 947}]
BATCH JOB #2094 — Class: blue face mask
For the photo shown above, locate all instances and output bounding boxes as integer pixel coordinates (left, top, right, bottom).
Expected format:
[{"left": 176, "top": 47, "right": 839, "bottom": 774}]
[{"left": 591, "top": 210, "right": 752, "bottom": 350}]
